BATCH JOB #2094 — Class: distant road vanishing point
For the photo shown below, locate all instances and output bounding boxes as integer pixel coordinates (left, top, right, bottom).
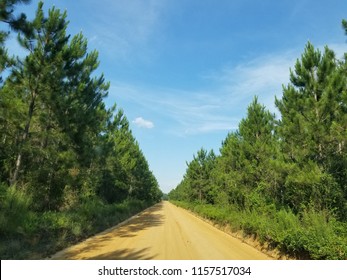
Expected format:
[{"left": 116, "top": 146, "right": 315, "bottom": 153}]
[{"left": 52, "top": 201, "right": 272, "bottom": 260}]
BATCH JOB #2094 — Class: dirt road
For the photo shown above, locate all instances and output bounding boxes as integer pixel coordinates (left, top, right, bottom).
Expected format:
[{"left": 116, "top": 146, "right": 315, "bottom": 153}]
[{"left": 52, "top": 201, "right": 272, "bottom": 260}]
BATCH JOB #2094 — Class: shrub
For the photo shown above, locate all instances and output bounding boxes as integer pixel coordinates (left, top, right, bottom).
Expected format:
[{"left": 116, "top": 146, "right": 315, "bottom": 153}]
[
  {"left": 299, "top": 210, "right": 347, "bottom": 259},
  {"left": 0, "top": 184, "right": 32, "bottom": 236}
]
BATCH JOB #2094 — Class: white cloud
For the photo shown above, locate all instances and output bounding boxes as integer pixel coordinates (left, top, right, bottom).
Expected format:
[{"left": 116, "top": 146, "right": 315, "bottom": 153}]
[{"left": 132, "top": 117, "right": 154, "bottom": 129}]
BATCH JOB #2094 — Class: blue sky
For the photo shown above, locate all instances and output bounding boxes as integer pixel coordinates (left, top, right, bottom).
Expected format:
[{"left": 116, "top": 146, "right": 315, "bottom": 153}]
[{"left": 9, "top": 0, "right": 347, "bottom": 193}]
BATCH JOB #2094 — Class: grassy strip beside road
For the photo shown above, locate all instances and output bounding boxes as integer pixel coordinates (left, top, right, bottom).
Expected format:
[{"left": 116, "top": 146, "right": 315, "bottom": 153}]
[
  {"left": 0, "top": 195, "right": 153, "bottom": 259},
  {"left": 171, "top": 200, "right": 347, "bottom": 260}
]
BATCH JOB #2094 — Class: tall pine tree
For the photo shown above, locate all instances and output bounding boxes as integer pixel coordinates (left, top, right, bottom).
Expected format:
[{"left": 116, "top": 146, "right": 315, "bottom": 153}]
[{"left": 275, "top": 42, "right": 345, "bottom": 216}]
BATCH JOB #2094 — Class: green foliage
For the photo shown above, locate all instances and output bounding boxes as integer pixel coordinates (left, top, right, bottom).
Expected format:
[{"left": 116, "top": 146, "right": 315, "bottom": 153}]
[
  {"left": 275, "top": 43, "right": 346, "bottom": 214},
  {"left": 170, "top": 148, "right": 216, "bottom": 203},
  {"left": 0, "top": 197, "right": 152, "bottom": 259},
  {"left": 299, "top": 210, "right": 346, "bottom": 259},
  {"left": 0, "top": 0, "right": 31, "bottom": 81},
  {"left": 0, "top": 184, "right": 32, "bottom": 236}
]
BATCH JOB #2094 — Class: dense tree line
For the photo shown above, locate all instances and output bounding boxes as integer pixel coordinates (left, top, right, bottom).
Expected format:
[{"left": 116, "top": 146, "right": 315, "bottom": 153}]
[
  {"left": 0, "top": 1, "right": 161, "bottom": 258},
  {"left": 169, "top": 25, "right": 347, "bottom": 259}
]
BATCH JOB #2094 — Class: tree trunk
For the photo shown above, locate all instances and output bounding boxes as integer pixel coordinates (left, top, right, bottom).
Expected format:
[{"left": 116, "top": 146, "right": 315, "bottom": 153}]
[{"left": 10, "top": 90, "right": 36, "bottom": 185}]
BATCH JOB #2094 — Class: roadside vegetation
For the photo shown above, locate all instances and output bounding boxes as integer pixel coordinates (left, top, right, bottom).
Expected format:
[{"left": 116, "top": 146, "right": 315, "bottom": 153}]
[
  {"left": 171, "top": 201, "right": 347, "bottom": 259},
  {"left": 0, "top": 1, "right": 162, "bottom": 259},
  {"left": 169, "top": 21, "right": 347, "bottom": 260}
]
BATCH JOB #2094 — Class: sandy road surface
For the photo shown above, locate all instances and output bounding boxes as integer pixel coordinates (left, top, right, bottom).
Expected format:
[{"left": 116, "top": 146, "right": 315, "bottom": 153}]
[{"left": 52, "top": 201, "right": 272, "bottom": 260}]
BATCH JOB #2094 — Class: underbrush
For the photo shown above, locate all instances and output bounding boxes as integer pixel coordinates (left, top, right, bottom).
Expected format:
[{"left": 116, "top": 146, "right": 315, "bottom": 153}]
[
  {"left": 171, "top": 200, "right": 347, "bottom": 260},
  {"left": 0, "top": 185, "right": 152, "bottom": 259}
]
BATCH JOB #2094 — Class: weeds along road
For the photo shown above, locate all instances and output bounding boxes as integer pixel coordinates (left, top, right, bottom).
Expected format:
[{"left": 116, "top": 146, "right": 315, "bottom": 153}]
[{"left": 52, "top": 201, "right": 272, "bottom": 260}]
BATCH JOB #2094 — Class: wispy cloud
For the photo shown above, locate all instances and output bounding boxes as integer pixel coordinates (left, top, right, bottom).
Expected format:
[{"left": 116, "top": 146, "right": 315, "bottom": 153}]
[
  {"left": 207, "top": 50, "right": 299, "bottom": 113},
  {"left": 109, "top": 53, "right": 295, "bottom": 136},
  {"left": 84, "top": 0, "right": 168, "bottom": 62},
  {"left": 110, "top": 45, "right": 346, "bottom": 137},
  {"left": 181, "top": 52, "right": 296, "bottom": 131},
  {"left": 110, "top": 82, "right": 239, "bottom": 136},
  {"left": 132, "top": 117, "right": 154, "bottom": 129}
]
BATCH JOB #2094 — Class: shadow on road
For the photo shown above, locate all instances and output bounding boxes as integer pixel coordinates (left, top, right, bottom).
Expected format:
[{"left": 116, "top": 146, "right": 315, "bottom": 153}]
[
  {"left": 89, "top": 247, "right": 157, "bottom": 260},
  {"left": 115, "top": 202, "right": 164, "bottom": 238},
  {"left": 54, "top": 202, "right": 164, "bottom": 260}
]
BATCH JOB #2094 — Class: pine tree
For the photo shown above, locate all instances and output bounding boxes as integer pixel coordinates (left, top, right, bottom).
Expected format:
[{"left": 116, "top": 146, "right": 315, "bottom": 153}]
[
  {"left": 0, "top": 1, "right": 31, "bottom": 176},
  {"left": 275, "top": 42, "right": 343, "bottom": 165},
  {"left": 238, "top": 96, "right": 277, "bottom": 185},
  {"left": 2, "top": 2, "right": 111, "bottom": 209},
  {"left": 275, "top": 42, "right": 345, "bottom": 216},
  {"left": 7, "top": 2, "right": 70, "bottom": 186},
  {"left": 217, "top": 97, "right": 278, "bottom": 207},
  {"left": 184, "top": 148, "right": 216, "bottom": 203}
]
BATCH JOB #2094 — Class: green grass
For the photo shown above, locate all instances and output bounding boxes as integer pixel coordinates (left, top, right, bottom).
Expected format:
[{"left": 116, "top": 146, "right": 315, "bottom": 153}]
[{"left": 0, "top": 190, "right": 153, "bottom": 259}]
